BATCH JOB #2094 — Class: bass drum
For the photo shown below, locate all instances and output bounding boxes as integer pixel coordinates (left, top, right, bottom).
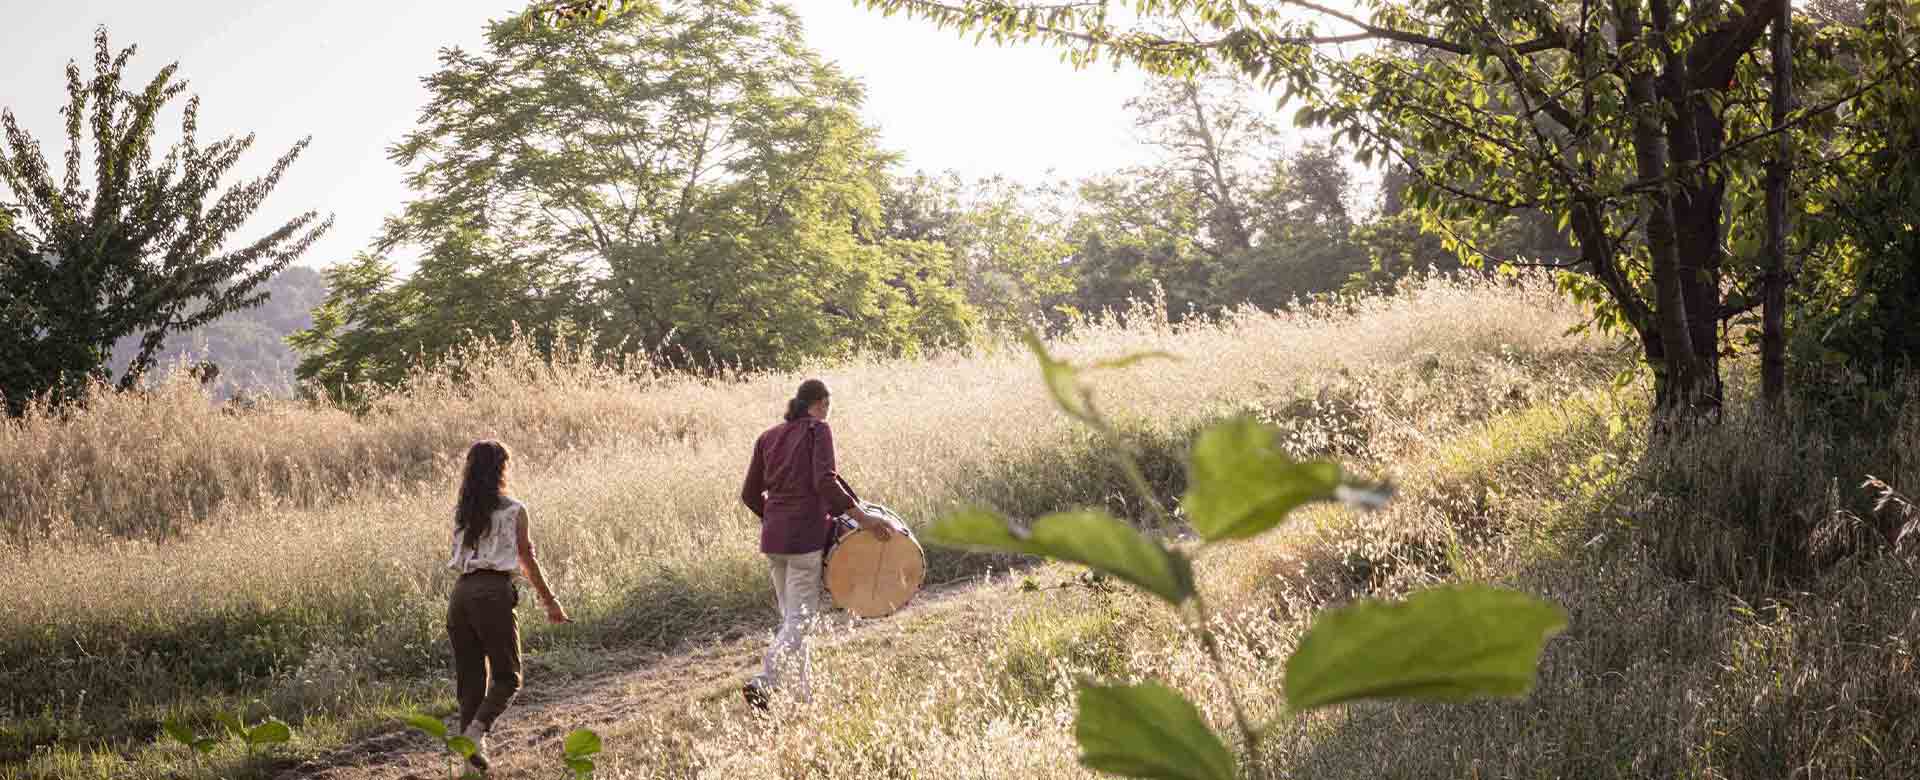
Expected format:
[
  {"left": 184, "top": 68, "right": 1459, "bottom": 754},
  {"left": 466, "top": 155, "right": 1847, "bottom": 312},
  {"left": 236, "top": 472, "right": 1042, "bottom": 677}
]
[{"left": 824, "top": 503, "right": 925, "bottom": 618}]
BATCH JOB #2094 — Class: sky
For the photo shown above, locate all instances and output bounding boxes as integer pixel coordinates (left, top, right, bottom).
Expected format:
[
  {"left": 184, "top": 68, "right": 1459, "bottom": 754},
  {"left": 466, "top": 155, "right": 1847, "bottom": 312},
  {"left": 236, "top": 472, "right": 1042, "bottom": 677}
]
[{"left": 0, "top": 1, "right": 1294, "bottom": 272}]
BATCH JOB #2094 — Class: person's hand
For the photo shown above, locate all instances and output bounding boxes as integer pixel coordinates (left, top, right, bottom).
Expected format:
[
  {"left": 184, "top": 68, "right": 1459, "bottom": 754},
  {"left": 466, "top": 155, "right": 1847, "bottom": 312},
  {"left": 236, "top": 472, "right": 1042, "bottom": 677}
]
[
  {"left": 545, "top": 599, "right": 573, "bottom": 624},
  {"left": 856, "top": 508, "right": 894, "bottom": 541}
]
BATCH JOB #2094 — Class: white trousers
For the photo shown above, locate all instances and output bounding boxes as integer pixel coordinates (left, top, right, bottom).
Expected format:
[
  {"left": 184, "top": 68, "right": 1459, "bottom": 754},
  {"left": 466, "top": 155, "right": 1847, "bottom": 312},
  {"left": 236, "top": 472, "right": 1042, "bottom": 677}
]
[{"left": 753, "top": 551, "right": 823, "bottom": 702}]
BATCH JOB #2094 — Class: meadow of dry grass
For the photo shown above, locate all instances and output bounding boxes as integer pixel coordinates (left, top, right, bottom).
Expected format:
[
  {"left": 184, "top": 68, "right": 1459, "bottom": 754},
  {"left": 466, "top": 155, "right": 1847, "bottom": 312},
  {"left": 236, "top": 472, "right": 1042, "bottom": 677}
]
[
  {"left": 554, "top": 380, "right": 1920, "bottom": 780},
  {"left": 7, "top": 273, "right": 1917, "bottom": 779}
]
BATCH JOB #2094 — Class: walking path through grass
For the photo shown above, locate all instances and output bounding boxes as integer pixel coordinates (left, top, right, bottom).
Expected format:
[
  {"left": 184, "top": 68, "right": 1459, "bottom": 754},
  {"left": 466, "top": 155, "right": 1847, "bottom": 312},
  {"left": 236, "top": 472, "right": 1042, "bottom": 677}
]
[{"left": 274, "top": 576, "right": 1004, "bottom": 779}]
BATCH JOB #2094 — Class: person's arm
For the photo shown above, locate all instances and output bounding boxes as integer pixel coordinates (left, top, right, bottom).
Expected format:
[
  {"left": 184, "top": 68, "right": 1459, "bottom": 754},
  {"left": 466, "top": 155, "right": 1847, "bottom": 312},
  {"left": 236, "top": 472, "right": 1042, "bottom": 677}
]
[
  {"left": 811, "top": 422, "right": 891, "bottom": 540},
  {"left": 515, "top": 504, "right": 572, "bottom": 624},
  {"left": 741, "top": 438, "right": 767, "bottom": 519}
]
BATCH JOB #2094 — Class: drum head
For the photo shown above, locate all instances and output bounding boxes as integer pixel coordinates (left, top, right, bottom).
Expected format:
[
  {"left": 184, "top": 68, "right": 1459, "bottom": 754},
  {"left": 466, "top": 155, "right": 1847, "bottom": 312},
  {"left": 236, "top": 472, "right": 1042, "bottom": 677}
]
[{"left": 825, "top": 528, "right": 926, "bottom": 618}]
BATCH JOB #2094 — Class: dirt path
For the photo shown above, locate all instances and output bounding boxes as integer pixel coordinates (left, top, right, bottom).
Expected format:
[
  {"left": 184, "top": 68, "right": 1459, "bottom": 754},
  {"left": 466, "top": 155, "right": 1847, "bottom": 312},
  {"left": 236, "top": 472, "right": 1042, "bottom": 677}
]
[{"left": 276, "top": 576, "right": 999, "bottom": 780}]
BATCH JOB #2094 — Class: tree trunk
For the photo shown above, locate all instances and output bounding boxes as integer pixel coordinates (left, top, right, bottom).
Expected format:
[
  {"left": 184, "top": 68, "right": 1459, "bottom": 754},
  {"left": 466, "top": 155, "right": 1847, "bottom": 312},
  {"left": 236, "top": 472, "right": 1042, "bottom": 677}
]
[
  {"left": 1761, "top": 0, "right": 1792, "bottom": 404},
  {"left": 1181, "top": 82, "right": 1254, "bottom": 256},
  {"left": 1622, "top": 0, "right": 1719, "bottom": 420}
]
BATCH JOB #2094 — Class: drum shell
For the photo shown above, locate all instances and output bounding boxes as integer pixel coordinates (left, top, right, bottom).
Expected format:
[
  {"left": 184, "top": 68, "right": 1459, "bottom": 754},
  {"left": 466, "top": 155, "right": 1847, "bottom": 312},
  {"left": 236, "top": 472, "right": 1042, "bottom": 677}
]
[{"left": 823, "top": 523, "right": 925, "bottom": 618}]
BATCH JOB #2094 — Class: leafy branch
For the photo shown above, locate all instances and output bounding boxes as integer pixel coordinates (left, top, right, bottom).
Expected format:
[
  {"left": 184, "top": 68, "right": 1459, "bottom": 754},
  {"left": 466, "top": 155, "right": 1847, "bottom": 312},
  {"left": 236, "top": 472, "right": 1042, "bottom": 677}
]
[{"left": 925, "top": 332, "right": 1566, "bottom": 779}]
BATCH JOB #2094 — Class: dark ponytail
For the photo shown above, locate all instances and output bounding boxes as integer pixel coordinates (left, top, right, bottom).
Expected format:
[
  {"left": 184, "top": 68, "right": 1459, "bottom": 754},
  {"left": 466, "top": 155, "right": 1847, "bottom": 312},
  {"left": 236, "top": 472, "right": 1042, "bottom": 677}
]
[
  {"left": 456, "top": 440, "right": 510, "bottom": 550},
  {"left": 784, "top": 378, "right": 831, "bottom": 422}
]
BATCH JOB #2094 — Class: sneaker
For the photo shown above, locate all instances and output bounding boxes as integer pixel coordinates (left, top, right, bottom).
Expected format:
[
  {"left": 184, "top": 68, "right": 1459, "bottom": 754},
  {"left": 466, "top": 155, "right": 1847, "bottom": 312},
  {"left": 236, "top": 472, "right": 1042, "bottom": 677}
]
[
  {"left": 461, "top": 721, "right": 490, "bottom": 773},
  {"left": 741, "top": 680, "right": 770, "bottom": 711}
]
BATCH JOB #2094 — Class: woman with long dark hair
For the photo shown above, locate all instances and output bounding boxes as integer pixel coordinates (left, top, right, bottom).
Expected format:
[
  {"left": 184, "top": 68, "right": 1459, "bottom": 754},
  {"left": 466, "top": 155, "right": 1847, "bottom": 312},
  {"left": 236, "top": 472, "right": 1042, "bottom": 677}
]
[
  {"left": 739, "top": 378, "right": 890, "bottom": 707},
  {"left": 445, "top": 440, "right": 570, "bottom": 772}
]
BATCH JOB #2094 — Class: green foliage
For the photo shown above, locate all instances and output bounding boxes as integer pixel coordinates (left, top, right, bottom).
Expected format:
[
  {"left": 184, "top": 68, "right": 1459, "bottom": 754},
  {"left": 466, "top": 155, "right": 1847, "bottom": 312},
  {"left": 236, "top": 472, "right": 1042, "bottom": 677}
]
[
  {"left": 921, "top": 323, "right": 1563, "bottom": 779},
  {"left": 396, "top": 719, "right": 601, "bottom": 778},
  {"left": 160, "top": 709, "right": 294, "bottom": 763},
  {"left": 564, "top": 728, "right": 604, "bottom": 778},
  {"left": 159, "top": 719, "right": 220, "bottom": 756},
  {"left": 403, "top": 713, "right": 448, "bottom": 740},
  {"left": 926, "top": 508, "right": 1194, "bottom": 605},
  {"left": 881, "top": 173, "right": 1079, "bottom": 330},
  {"left": 858, "top": 0, "right": 1920, "bottom": 417},
  {"left": 530, "top": 0, "right": 657, "bottom": 27},
  {"left": 0, "top": 27, "right": 331, "bottom": 412},
  {"left": 402, "top": 712, "right": 484, "bottom": 779},
  {"left": 213, "top": 711, "right": 245, "bottom": 740},
  {"left": 1075, "top": 683, "right": 1236, "bottom": 780},
  {"left": 1065, "top": 74, "right": 1373, "bottom": 319},
  {"left": 1284, "top": 584, "right": 1568, "bottom": 712},
  {"left": 245, "top": 718, "right": 292, "bottom": 748},
  {"left": 1789, "top": 1, "right": 1920, "bottom": 404},
  {"left": 1183, "top": 417, "right": 1341, "bottom": 541},
  {"left": 1064, "top": 171, "right": 1221, "bottom": 319},
  {"left": 294, "top": 2, "right": 976, "bottom": 396}
]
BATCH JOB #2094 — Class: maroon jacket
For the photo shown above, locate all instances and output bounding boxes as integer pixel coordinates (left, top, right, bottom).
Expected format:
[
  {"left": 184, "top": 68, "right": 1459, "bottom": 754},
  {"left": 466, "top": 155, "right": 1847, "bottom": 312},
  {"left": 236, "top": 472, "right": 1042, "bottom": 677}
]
[{"left": 741, "top": 416, "right": 858, "bottom": 555}]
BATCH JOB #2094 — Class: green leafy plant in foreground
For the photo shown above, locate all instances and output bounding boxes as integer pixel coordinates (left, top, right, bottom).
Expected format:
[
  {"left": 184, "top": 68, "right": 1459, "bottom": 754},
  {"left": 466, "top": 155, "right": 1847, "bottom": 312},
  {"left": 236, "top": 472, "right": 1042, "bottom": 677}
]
[
  {"left": 563, "top": 728, "right": 604, "bottom": 778},
  {"left": 160, "top": 720, "right": 221, "bottom": 758},
  {"left": 161, "top": 708, "right": 293, "bottom": 767},
  {"left": 924, "top": 333, "right": 1568, "bottom": 779},
  {"left": 402, "top": 713, "right": 603, "bottom": 779},
  {"left": 401, "top": 713, "right": 481, "bottom": 779}
]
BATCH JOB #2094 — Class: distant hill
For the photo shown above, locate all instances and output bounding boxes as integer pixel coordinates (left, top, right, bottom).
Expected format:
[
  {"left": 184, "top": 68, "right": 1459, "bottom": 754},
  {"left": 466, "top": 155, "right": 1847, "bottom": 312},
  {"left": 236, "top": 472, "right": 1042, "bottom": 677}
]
[{"left": 108, "top": 266, "right": 327, "bottom": 398}]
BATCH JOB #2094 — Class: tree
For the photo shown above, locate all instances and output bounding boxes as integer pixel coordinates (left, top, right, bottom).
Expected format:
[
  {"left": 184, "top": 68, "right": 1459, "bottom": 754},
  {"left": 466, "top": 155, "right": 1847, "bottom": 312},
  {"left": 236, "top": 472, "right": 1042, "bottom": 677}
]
[
  {"left": 295, "top": 1, "right": 975, "bottom": 394},
  {"left": 1068, "top": 73, "right": 1369, "bottom": 317},
  {"left": 1126, "top": 73, "right": 1279, "bottom": 260},
  {"left": 1065, "top": 170, "right": 1218, "bottom": 319},
  {"left": 858, "top": 0, "right": 1914, "bottom": 424},
  {"left": 880, "top": 172, "right": 1078, "bottom": 332},
  {"left": 1789, "top": 2, "right": 1920, "bottom": 399},
  {"left": 0, "top": 28, "right": 331, "bottom": 412},
  {"left": 1216, "top": 143, "right": 1367, "bottom": 305}
]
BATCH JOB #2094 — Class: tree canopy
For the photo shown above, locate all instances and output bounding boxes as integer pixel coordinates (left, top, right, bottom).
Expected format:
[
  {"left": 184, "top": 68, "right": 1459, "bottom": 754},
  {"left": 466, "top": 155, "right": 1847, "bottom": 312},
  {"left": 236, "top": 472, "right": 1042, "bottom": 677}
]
[
  {"left": 859, "top": 0, "right": 1920, "bottom": 422},
  {"left": 0, "top": 28, "right": 331, "bottom": 413},
  {"left": 294, "top": 1, "right": 976, "bottom": 397}
]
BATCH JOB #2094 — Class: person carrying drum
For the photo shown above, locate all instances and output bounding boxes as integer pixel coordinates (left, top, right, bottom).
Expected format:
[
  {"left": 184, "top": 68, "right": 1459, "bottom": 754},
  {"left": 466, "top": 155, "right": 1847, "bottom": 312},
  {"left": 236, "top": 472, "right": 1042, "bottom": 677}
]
[{"left": 739, "top": 378, "right": 891, "bottom": 708}]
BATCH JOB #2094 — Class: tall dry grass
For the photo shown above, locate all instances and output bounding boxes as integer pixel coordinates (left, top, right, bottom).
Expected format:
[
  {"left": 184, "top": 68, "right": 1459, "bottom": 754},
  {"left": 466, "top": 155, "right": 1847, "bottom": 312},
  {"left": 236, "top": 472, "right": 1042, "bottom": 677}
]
[
  {"left": 1271, "top": 382, "right": 1920, "bottom": 780},
  {"left": 569, "top": 378, "right": 1920, "bottom": 780},
  {"left": 0, "top": 273, "right": 1606, "bottom": 776},
  {"left": 0, "top": 337, "right": 721, "bottom": 547},
  {"left": 524, "top": 384, "right": 1637, "bottom": 779}
]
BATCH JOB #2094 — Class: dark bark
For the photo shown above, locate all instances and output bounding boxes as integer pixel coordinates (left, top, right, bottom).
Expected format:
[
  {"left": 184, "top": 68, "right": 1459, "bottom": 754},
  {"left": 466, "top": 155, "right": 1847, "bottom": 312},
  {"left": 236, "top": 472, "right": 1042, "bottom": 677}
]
[
  {"left": 1761, "top": 0, "right": 1792, "bottom": 403},
  {"left": 1621, "top": 0, "right": 1711, "bottom": 418},
  {"left": 1670, "top": 106, "right": 1728, "bottom": 413}
]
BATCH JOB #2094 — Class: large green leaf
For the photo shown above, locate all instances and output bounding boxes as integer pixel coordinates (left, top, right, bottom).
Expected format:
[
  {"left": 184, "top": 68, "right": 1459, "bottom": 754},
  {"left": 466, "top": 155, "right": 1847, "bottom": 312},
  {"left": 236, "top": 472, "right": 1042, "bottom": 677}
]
[
  {"left": 1284, "top": 584, "right": 1567, "bottom": 713},
  {"left": 401, "top": 713, "right": 448, "bottom": 739},
  {"left": 446, "top": 736, "right": 478, "bottom": 759},
  {"left": 563, "top": 728, "right": 603, "bottom": 759},
  {"left": 1075, "top": 683, "right": 1236, "bottom": 780},
  {"left": 926, "top": 508, "right": 1193, "bottom": 605},
  {"left": 246, "top": 719, "right": 292, "bottom": 746},
  {"left": 1183, "top": 417, "right": 1341, "bottom": 540}
]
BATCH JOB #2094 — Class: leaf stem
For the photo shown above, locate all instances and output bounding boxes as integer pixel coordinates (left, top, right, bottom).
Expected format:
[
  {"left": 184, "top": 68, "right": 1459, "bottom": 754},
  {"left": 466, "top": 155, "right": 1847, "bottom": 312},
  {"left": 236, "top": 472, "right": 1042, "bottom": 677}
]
[
  {"left": 1085, "top": 395, "right": 1173, "bottom": 530},
  {"left": 1191, "top": 587, "right": 1264, "bottom": 769},
  {"left": 1085, "top": 391, "right": 1261, "bottom": 768}
]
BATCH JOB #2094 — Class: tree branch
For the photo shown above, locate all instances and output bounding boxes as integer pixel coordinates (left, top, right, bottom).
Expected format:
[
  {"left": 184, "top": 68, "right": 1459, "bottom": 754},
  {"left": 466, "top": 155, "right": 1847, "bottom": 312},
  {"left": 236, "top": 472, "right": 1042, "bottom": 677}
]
[{"left": 1615, "top": 45, "right": 1920, "bottom": 195}]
